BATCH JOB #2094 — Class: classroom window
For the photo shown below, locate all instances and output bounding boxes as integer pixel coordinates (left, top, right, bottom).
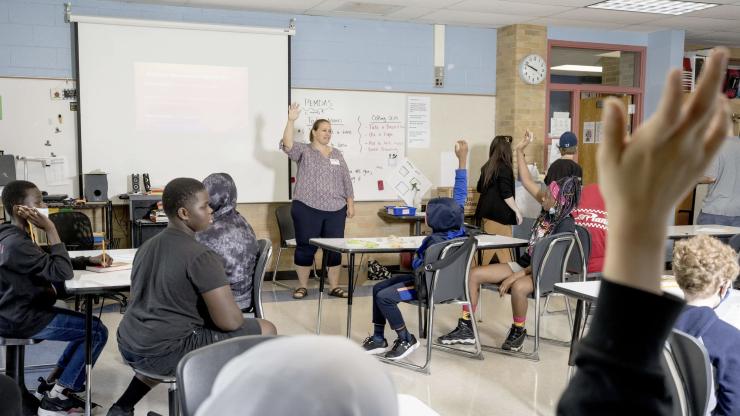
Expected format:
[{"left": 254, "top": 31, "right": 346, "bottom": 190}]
[{"left": 550, "top": 47, "right": 641, "bottom": 88}]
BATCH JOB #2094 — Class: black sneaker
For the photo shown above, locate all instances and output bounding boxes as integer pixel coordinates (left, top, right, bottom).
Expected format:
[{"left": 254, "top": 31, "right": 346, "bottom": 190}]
[
  {"left": 437, "top": 318, "right": 476, "bottom": 345},
  {"left": 361, "top": 336, "right": 389, "bottom": 354},
  {"left": 384, "top": 335, "right": 419, "bottom": 361},
  {"left": 501, "top": 324, "right": 527, "bottom": 352},
  {"left": 106, "top": 404, "right": 134, "bottom": 416},
  {"left": 34, "top": 377, "right": 54, "bottom": 400},
  {"left": 38, "top": 393, "right": 84, "bottom": 416}
]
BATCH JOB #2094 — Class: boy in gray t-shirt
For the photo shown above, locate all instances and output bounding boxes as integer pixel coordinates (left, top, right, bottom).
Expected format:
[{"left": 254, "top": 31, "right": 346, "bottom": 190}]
[
  {"left": 107, "top": 178, "right": 277, "bottom": 416},
  {"left": 698, "top": 135, "right": 740, "bottom": 226}
]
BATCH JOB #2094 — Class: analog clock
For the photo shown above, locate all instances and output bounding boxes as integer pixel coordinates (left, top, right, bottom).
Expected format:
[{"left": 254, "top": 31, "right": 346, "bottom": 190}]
[{"left": 519, "top": 54, "right": 546, "bottom": 85}]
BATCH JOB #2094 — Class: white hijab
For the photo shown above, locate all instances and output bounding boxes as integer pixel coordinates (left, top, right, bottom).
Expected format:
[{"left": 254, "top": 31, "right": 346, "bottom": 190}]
[{"left": 195, "top": 335, "right": 399, "bottom": 416}]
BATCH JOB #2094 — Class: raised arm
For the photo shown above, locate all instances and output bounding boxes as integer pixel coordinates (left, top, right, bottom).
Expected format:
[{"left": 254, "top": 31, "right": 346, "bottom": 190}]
[
  {"left": 281, "top": 103, "right": 301, "bottom": 151},
  {"left": 453, "top": 140, "right": 469, "bottom": 207},
  {"left": 515, "top": 130, "right": 544, "bottom": 201}
]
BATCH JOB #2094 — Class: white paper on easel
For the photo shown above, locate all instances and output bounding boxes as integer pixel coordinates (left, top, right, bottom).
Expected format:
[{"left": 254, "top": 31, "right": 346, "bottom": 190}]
[
  {"left": 407, "top": 96, "right": 431, "bottom": 149},
  {"left": 391, "top": 157, "right": 432, "bottom": 207},
  {"left": 44, "top": 157, "right": 71, "bottom": 185},
  {"left": 439, "top": 151, "right": 460, "bottom": 187}
]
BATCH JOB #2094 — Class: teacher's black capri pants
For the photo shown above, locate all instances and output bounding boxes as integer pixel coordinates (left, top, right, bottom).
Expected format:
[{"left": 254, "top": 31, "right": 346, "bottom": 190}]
[{"left": 291, "top": 200, "right": 347, "bottom": 267}]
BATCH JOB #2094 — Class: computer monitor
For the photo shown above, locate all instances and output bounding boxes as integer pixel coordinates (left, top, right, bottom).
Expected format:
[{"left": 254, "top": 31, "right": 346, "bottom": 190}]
[{"left": 0, "top": 155, "right": 17, "bottom": 186}]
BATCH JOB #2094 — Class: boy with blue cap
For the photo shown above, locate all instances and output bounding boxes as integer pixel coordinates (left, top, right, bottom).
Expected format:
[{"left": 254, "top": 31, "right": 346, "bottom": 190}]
[{"left": 545, "top": 131, "right": 582, "bottom": 184}]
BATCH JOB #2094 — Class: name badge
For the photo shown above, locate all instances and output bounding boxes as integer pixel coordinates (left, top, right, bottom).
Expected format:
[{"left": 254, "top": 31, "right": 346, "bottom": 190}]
[{"left": 329, "top": 158, "right": 340, "bottom": 166}]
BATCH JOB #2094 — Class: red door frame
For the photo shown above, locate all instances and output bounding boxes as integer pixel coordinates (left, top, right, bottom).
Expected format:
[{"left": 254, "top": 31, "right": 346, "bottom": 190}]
[{"left": 545, "top": 40, "right": 647, "bottom": 166}]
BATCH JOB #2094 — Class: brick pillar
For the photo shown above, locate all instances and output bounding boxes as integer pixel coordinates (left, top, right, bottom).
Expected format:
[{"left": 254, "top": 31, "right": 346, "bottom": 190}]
[{"left": 495, "top": 24, "right": 547, "bottom": 170}]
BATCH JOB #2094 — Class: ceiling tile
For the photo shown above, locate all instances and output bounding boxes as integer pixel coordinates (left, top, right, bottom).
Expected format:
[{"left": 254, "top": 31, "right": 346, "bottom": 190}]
[
  {"left": 683, "top": 5, "right": 740, "bottom": 19},
  {"left": 656, "top": 16, "right": 740, "bottom": 31},
  {"left": 548, "top": 8, "right": 665, "bottom": 24},
  {"left": 454, "top": 0, "right": 573, "bottom": 17},
  {"left": 521, "top": 0, "right": 602, "bottom": 6},
  {"left": 383, "top": 6, "right": 437, "bottom": 20},
  {"left": 415, "top": 10, "right": 527, "bottom": 27},
  {"left": 685, "top": 31, "right": 740, "bottom": 47}
]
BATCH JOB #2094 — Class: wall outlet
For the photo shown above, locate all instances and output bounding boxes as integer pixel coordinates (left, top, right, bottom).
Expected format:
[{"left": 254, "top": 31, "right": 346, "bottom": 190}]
[{"left": 434, "top": 66, "right": 444, "bottom": 88}]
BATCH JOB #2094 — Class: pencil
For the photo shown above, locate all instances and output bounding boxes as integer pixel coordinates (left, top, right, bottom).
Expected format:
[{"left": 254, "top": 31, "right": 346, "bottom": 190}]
[
  {"left": 28, "top": 223, "right": 37, "bottom": 244},
  {"left": 101, "top": 237, "right": 107, "bottom": 266}
]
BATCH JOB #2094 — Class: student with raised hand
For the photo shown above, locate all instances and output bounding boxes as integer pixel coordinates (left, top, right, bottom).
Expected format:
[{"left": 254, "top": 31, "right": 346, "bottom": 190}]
[
  {"left": 281, "top": 103, "right": 355, "bottom": 300},
  {"left": 196, "top": 173, "right": 259, "bottom": 313},
  {"left": 0, "top": 180, "right": 110, "bottom": 415},
  {"left": 474, "top": 135, "right": 523, "bottom": 266},
  {"left": 557, "top": 47, "right": 732, "bottom": 415},
  {"left": 361, "top": 140, "right": 469, "bottom": 360},
  {"left": 438, "top": 131, "right": 582, "bottom": 351},
  {"left": 107, "top": 178, "right": 277, "bottom": 416},
  {"left": 672, "top": 235, "right": 740, "bottom": 416}
]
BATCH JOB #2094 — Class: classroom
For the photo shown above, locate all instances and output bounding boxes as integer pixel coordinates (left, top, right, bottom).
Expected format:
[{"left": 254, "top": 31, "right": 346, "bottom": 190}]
[{"left": 1, "top": 0, "right": 740, "bottom": 415}]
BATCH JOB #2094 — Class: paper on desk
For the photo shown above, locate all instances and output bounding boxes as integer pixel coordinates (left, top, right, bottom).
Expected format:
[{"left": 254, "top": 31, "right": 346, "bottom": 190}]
[{"left": 697, "top": 227, "right": 730, "bottom": 233}]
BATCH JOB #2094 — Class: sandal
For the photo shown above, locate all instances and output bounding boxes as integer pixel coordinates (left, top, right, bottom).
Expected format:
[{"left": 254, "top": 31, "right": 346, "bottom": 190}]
[
  {"left": 293, "top": 287, "right": 308, "bottom": 299},
  {"left": 329, "top": 287, "right": 349, "bottom": 298}
]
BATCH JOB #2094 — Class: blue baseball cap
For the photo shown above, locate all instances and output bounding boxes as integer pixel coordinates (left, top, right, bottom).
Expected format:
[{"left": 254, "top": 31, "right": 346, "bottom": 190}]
[{"left": 558, "top": 131, "right": 578, "bottom": 149}]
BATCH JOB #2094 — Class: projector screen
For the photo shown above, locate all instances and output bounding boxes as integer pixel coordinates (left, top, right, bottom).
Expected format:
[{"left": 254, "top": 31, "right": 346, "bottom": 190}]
[{"left": 75, "top": 18, "right": 290, "bottom": 202}]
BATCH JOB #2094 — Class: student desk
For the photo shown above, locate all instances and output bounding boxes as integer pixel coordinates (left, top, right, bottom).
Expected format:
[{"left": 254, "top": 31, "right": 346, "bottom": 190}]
[
  {"left": 310, "top": 234, "right": 529, "bottom": 338},
  {"left": 554, "top": 280, "right": 740, "bottom": 369},
  {"left": 667, "top": 225, "right": 740, "bottom": 240},
  {"left": 65, "top": 249, "right": 135, "bottom": 416}
]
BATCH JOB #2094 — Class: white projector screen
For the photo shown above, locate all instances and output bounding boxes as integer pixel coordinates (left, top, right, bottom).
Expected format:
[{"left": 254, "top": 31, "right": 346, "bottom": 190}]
[{"left": 76, "top": 19, "right": 290, "bottom": 202}]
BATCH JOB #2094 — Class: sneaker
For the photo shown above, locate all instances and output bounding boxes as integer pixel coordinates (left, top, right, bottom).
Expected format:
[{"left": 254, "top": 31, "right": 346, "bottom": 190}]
[
  {"left": 384, "top": 335, "right": 419, "bottom": 361},
  {"left": 437, "top": 318, "right": 476, "bottom": 345},
  {"left": 106, "top": 404, "right": 134, "bottom": 416},
  {"left": 37, "top": 394, "right": 84, "bottom": 416},
  {"left": 501, "top": 324, "right": 527, "bottom": 352},
  {"left": 34, "top": 377, "right": 54, "bottom": 400},
  {"left": 361, "top": 336, "right": 389, "bottom": 354}
]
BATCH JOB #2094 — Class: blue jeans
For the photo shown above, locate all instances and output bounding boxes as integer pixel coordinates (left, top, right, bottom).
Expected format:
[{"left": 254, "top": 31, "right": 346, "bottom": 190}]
[
  {"left": 696, "top": 212, "right": 740, "bottom": 227},
  {"left": 291, "top": 200, "right": 347, "bottom": 267},
  {"left": 32, "top": 307, "right": 108, "bottom": 392},
  {"left": 372, "top": 274, "right": 416, "bottom": 330}
]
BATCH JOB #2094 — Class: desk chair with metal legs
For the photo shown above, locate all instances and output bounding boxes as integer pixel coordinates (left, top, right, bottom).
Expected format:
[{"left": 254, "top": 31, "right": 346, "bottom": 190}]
[
  {"left": 479, "top": 232, "right": 577, "bottom": 361},
  {"left": 663, "top": 329, "right": 713, "bottom": 416},
  {"left": 243, "top": 239, "right": 271, "bottom": 319},
  {"left": 0, "top": 337, "right": 40, "bottom": 416}
]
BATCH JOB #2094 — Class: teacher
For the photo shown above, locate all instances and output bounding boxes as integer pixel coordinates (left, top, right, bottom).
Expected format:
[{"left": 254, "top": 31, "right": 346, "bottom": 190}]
[
  {"left": 281, "top": 103, "right": 355, "bottom": 300},
  {"left": 474, "top": 135, "right": 523, "bottom": 265}
]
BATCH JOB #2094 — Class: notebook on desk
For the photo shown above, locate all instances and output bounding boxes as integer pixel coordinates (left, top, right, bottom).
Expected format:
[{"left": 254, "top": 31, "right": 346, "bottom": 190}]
[{"left": 85, "top": 262, "right": 132, "bottom": 273}]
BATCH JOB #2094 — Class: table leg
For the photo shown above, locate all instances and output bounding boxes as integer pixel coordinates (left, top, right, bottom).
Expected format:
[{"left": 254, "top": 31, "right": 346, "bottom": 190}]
[
  {"left": 567, "top": 299, "right": 586, "bottom": 367},
  {"left": 414, "top": 220, "right": 421, "bottom": 236},
  {"left": 346, "top": 253, "right": 355, "bottom": 338},
  {"left": 84, "top": 294, "right": 93, "bottom": 416},
  {"left": 316, "top": 253, "right": 327, "bottom": 335}
]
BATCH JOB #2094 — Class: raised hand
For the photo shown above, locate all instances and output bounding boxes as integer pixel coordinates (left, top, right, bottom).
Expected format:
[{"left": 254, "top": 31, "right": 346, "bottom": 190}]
[{"left": 287, "top": 103, "right": 301, "bottom": 121}]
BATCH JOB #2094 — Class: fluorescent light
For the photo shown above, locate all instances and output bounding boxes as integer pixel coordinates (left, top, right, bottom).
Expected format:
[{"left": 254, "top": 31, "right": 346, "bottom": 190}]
[
  {"left": 588, "top": 0, "right": 717, "bottom": 15},
  {"left": 596, "top": 51, "right": 621, "bottom": 58},
  {"left": 550, "top": 65, "right": 603, "bottom": 73}
]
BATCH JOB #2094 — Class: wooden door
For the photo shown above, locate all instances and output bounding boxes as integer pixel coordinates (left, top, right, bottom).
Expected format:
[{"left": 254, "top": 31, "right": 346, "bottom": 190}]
[{"left": 577, "top": 94, "right": 632, "bottom": 185}]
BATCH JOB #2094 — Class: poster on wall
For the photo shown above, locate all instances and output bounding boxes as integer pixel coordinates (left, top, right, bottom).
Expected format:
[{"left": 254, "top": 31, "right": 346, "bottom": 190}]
[
  {"left": 583, "top": 122, "right": 595, "bottom": 144},
  {"left": 407, "top": 96, "right": 431, "bottom": 148}
]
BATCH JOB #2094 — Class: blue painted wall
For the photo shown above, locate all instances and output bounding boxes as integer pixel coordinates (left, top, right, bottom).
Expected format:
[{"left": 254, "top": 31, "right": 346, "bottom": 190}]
[
  {"left": 645, "top": 30, "right": 685, "bottom": 118},
  {"left": 0, "top": 0, "right": 497, "bottom": 94}
]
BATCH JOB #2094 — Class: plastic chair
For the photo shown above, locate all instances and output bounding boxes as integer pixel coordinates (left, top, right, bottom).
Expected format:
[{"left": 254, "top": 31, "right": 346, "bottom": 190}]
[
  {"left": 243, "top": 239, "right": 271, "bottom": 319},
  {"left": 49, "top": 211, "right": 94, "bottom": 250},
  {"left": 383, "top": 237, "right": 480, "bottom": 374},
  {"left": 176, "top": 335, "right": 277, "bottom": 416},
  {"left": 0, "top": 337, "right": 40, "bottom": 416},
  {"left": 729, "top": 233, "right": 740, "bottom": 252},
  {"left": 132, "top": 368, "right": 178, "bottom": 416},
  {"left": 480, "top": 232, "right": 577, "bottom": 361},
  {"left": 271, "top": 205, "right": 297, "bottom": 289},
  {"left": 664, "top": 329, "right": 714, "bottom": 416}
]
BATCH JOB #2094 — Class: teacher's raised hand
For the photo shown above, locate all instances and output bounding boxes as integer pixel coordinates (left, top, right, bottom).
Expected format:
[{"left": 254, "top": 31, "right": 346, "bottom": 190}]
[{"left": 287, "top": 102, "right": 301, "bottom": 121}]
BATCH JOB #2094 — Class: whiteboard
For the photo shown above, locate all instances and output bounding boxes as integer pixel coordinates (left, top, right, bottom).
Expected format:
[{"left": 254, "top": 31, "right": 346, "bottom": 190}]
[
  {"left": 76, "top": 20, "right": 289, "bottom": 203},
  {"left": 0, "top": 77, "right": 78, "bottom": 197},
  {"left": 292, "top": 89, "right": 406, "bottom": 201}
]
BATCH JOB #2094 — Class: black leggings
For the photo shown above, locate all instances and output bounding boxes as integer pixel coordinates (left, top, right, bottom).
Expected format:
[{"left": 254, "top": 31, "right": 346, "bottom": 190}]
[{"left": 291, "top": 200, "right": 347, "bottom": 267}]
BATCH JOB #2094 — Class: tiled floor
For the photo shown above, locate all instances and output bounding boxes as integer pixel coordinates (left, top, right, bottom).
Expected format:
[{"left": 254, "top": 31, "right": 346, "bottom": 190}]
[{"left": 71, "top": 281, "right": 576, "bottom": 416}]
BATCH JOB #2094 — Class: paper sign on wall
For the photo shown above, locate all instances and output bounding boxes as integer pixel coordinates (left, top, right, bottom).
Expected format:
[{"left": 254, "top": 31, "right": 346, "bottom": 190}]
[
  {"left": 407, "top": 96, "right": 431, "bottom": 148},
  {"left": 583, "top": 122, "right": 595, "bottom": 144}
]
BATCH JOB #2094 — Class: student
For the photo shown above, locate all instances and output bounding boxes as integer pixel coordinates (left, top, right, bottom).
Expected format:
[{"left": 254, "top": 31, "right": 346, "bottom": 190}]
[
  {"left": 571, "top": 183, "right": 607, "bottom": 274},
  {"left": 438, "top": 131, "right": 581, "bottom": 351},
  {"left": 474, "top": 135, "right": 523, "bottom": 266},
  {"left": 557, "top": 47, "right": 731, "bottom": 414},
  {"left": 545, "top": 131, "right": 582, "bottom": 185},
  {"left": 697, "top": 134, "right": 740, "bottom": 227},
  {"left": 195, "top": 173, "right": 259, "bottom": 312},
  {"left": 196, "top": 336, "right": 399, "bottom": 416},
  {"left": 0, "top": 180, "right": 110, "bottom": 415},
  {"left": 672, "top": 235, "right": 740, "bottom": 416},
  {"left": 107, "top": 178, "right": 277, "bottom": 416},
  {"left": 361, "top": 140, "right": 469, "bottom": 360}
]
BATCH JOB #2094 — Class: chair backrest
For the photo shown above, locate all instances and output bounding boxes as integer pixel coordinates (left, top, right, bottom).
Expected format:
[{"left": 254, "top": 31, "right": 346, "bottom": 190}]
[
  {"left": 729, "top": 234, "right": 740, "bottom": 253},
  {"left": 274, "top": 205, "right": 295, "bottom": 247},
  {"left": 665, "top": 329, "right": 713, "bottom": 416},
  {"left": 251, "top": 239, "right": 272, "bottom": 318},
  {"left": 424, "top": 237, "right": 478, "bottom": 304},
  {"left": 530, "top": 232, "right": 576, "bottom": 296},
  {"left": 177, "top": 335, "right": 277, "bottom": 416},
  {"left": 512, "top": 217, "right": 536, "bottom": 240},
  {"left": 49, "top": 211, "right": 94, "bottom": 250},
  {"left": 566, "top": 225, "right": 592, "bottom": 279}
]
